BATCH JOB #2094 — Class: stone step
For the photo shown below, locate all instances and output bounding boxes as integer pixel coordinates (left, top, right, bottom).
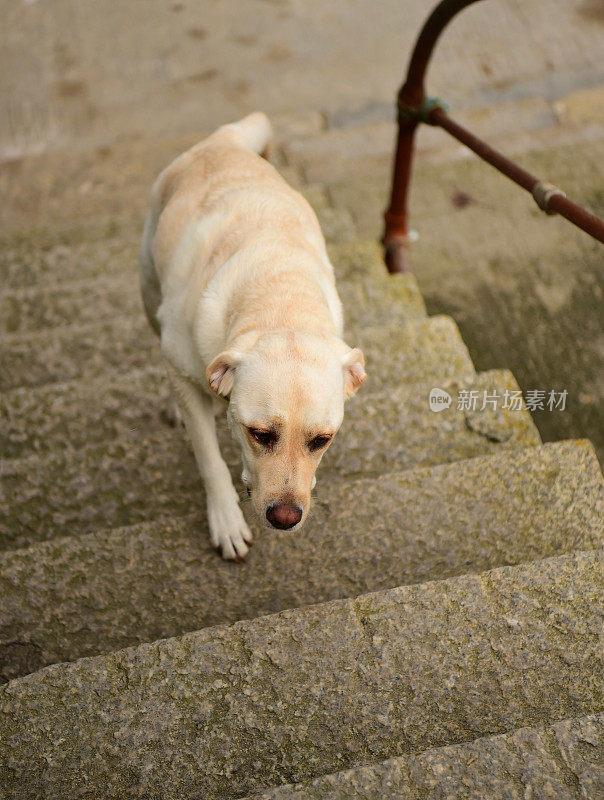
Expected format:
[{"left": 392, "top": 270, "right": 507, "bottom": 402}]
[
  {"left": 0, "top": 310, "right": 471, "bottom": 456},
  {"left": 0, "top": 239, "right": 426, "bottom": 336},
  {"left": 0, "top": 226, "right": 424, "bottom": 312},
  {"left": 0, "top": 311, "right": 466, "bottom": 393},
  {"left": 0, "top": 440, "right": 600, "bottom": 682},
  {"left": 5, "top": 317, "right": 536, "bottom": 460},
  {"left": 1, "top": 550, "right": 601, "bottom": 799},
  {"left": 0, "top": 198, "right": 361, "bottom": 292},
  {"left": 0, "top": 315, "right": 156, "bottom": 392},
  {"left": 0, "top": 226, "right": 134, "bottom": 292},
  {"left": 0, "top": 273, "right": 143, "bottom": 336},
  {"left": 0, "top": 369, "right": 540, "bottom": 551},
  {"left": 244, "top": 714, "right": 604, "bottom": 800}
]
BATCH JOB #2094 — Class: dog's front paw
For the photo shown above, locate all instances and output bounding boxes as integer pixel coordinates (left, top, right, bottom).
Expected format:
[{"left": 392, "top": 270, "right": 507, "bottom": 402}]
[{"left": 207, "top": 499, "right": 253, "bottom": 562}]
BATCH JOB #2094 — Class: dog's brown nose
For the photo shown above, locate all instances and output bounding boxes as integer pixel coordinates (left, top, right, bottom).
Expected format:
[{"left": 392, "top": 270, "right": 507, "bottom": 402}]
[{"left": 266, "top": 503, "right": 302, "bottom": 530}]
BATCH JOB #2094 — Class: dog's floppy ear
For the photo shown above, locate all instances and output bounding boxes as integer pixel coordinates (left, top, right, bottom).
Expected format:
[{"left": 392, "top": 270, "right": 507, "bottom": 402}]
[
  {"left": 206, "top": 349, "right": 240, "bottom": 398},
  {"left": 342, "top": 347, "right": 366, "bottom": 398},
  {"left": 206, "top": 331, "right": 260, "bottom": 399}
]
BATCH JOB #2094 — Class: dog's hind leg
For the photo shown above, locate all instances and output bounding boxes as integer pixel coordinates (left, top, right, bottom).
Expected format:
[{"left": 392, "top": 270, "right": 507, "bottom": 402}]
[
  {"left": 160, "top": 382, "right": 184, "bottom": 428},
  {"left": 139, "top": 208, "right": 162, "bottom": 337},
  {"left": 141, "top": 208, "right": 183, "bottom": 426},
  {"left": 165, "top": 360, "right": 252, "bottom": 561}
]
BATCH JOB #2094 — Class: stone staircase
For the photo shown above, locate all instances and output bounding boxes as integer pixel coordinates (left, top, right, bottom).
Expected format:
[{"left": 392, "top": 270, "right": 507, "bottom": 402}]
[{"left": 0, "top": 174, "right": 603, "bottom": 798}]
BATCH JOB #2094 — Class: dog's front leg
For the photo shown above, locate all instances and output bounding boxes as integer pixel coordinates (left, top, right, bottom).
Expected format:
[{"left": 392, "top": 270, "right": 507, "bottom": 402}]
[{"left": 165, "top": 361, "right": 252, "bottom": 561}]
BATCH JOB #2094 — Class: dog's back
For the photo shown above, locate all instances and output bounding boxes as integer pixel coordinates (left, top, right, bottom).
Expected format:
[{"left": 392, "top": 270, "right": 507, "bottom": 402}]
[
  {"left": 140, "top": 112, "right": 342, "bottom": 361},
  {"left": 140, "top": 113, "right": 337, "bottom": 340},
  {"left": 140, "top": 113, "right": 273, "bottom": 332}
]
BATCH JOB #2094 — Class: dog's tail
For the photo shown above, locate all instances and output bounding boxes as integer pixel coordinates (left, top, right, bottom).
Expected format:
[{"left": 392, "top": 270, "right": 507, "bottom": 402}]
[{"left": 215, "top": 112, "right": 273, "bottom": 159}]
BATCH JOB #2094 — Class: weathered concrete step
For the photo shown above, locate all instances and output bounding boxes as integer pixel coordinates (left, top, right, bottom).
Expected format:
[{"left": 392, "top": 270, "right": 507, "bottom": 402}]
[
  {"left": 0, "top": 369, "right": 540, "bottom": 551},
  {"left": 0, "top": 239, "right": 425, "bottom": 335},
  {"left": 1, "top": 551, "right": 602, "bottom": 799},
  {"left": 0, "top": 266, "right": 422, "bottom": 336},
  {"left": 0, "top": 273, "right": 143, "bottom": 335},
  {"left": 2, "top": 327, "right": 536, "bottom": 458},
  {"left": 0, "top": 312, "right": 468, "bottom": 393},
  {"left": 245, "top": 714, "right": 604, "bottom": 800},
  {"left": 1, "top": 364, "right": 166, "bottom": 459},
  {"left": 334, "top": 240, "right": 427, "bottom": 325},
  {"left": 0, "top": 316, "right": 156, "bottom": 392},
  {"left": 318, "top": 368, "right": 539, "bottom": 478},
  {"left": 0, "top": 231, "right": 424, "bottom": 318},
  {"left": 0, "top": 440, "right": 600, "bottom": 682},
  {"left": 0, "top": 227, "right": 136, "bottom": 291},
  {"left": 0, "top": 174, "right": 397, "bottom": 287}
]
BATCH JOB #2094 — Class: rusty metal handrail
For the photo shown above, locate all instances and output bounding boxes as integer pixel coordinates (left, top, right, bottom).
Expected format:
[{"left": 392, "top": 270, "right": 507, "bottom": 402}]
[{"left": 382, "top": 0, "right": 604, "bottom": 273}]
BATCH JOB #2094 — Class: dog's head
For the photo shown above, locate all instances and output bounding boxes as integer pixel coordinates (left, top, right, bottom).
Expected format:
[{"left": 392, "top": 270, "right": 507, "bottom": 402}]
[{"left": 206, "top": 330, "right": 366, "bottom": 530}]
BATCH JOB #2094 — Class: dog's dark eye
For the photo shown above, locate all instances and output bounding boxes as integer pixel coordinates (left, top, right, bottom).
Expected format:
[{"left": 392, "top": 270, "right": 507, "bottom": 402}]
[
  {"left": 308, "top": 435, "right": 331, "bottom": 452},
  {"left": 248, "top": 428, "right": 277, "bottom": 449}
]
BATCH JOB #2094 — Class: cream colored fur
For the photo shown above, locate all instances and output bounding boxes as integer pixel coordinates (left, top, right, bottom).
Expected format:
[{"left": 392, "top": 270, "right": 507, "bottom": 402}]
[{"left": 140, "top": 112, "right": 366, "bottom": 561}]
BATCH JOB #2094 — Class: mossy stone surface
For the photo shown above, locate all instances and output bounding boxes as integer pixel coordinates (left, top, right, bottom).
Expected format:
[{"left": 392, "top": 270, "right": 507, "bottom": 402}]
[
  {"left": 0, "top": 440, "right": 601, "bottom": 682},
  {"left": 244, "top": 714, "right": 604, "bottom": 799},
  {"left": 0, "top": 551, "right": 602, "bottom": 799},
  {"left": 0, "top": 369, "right": 541, "bottom": 551},
  {"left": 0, "top": 312, "right": 466, "bottom": 393},
  {"left": 0, "top": 239, "right": 424, "bottom": 336}
]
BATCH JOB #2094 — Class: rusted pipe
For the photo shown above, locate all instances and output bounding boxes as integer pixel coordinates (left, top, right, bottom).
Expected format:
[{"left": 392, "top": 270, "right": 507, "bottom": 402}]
[
  {"left": 400, "top": 0, "right": 482, "bottom": 107},
  {"left": 382, "top": 121, "right": 418, "bottom": 273},
  {"left": 429, "top": 106, "right": 604, "bottom": 243},
  {"left": 383, "top": 0, "right": 482, "bottom": 272},
  {"left": 382, "top": 0, "right": 604, "bottom": 271}
]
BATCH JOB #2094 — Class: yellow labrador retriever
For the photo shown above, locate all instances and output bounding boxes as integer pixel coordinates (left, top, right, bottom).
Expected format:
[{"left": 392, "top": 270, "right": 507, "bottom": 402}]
[{"left": 140, "top": 112, "right": 366, "bottom": 561}]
